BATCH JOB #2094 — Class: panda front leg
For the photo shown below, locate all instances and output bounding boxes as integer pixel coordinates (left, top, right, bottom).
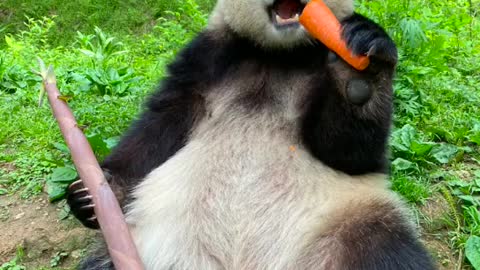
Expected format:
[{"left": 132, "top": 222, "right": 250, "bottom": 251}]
[
  {"left": 302, "top": 13, "right": 397, "bottom": 175},
  {"left": 67, "top": 175, "right": 107, "bottom": 229},
  {"left": 67, "top": 88, "right": 206, "bottom": 229},
  {"left": 332, "top": 13, "right": 398, "bottom": 106},
  {"left": 67, "top": 169, "right": 125, "bottom": 229}
]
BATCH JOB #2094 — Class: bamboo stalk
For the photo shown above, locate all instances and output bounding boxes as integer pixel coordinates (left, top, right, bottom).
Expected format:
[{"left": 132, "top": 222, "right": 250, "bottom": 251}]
[{"left": 36, "top": 58, "right": 144, "bottom": 270}]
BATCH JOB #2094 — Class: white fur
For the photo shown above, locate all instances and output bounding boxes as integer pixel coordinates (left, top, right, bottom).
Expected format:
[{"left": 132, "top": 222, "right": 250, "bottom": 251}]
[
  {"left": 125, "top": 77, "right": 404, "bottom": 269},
  {"left": 208, "top": 0, "right": 354, "bottom": 48}
]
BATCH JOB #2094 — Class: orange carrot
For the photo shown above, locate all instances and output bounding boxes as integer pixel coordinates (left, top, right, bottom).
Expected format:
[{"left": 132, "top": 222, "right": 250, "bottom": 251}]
[{"left": 299, "top": 0, "right": 370, "bottom": 71}]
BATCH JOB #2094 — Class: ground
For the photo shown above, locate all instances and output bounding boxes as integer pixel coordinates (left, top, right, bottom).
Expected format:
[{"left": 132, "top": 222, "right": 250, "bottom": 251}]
[
  {"left": 422, "top": 195, "right": 464, "bottom": 270},
  {"left": 0, "top": 193, "right": 95, "bottom": 269}
]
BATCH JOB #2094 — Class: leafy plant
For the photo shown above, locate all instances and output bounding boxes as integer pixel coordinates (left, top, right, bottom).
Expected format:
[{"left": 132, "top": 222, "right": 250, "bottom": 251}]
[
  {"left": 45, "top": 134, "right": 118, "bottom": 201},
  {"left": 466, "top": 236, "right": 480, "bottom": 270},
  {"left": 77, "top": 27, "right": 127, "bottom": 68},
  {"left": 50, "top": 251, "right": 69, "bottom": 267},
  {"left": 46, "top": 166, "right": 78, "bottom": 202},
  {"left": 0, "top": 247, "right": 26, "bottom": 270},
  {"left": 84, "top": 66, "right": 141, "bottom": 96},
  {"left": 0, "top": 64, "right": 35, "bottom": 94},
  {"left": 18, "top": 16, "right": 56, "bottom": 49},
  {"left": 390, "top": 124, "right": 462, "bottom": 172}
]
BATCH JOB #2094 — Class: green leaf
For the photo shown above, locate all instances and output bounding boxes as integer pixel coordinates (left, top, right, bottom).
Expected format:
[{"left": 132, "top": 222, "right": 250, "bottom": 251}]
[
  {"left": 0, "top": 188, "right": 7, "bottom": 195},
  {"left": 58, "top": 205, "right": 70, "bottom": 220},
  {"left": 104, "top": 136, "right": 120, "bottom": 151},
  {"left": 46, "top": 182, "right": 68, "bottom": 202},
  {"left": 391, "top": 124, "right": 417, "bottom": 154},
  {"left": 392, "top": 158, "right": 415, "bottom": 171},
  {"left": 5, "top": 35, "right": 14, "bottom": 47},
  {"left": 53, "top": 142, "right": 70, "bottom": 154},
  {"left": 431, "top": 144, "right": 458, "bottom": 164},
  {"left": 79, "top": 49, "right": 96, "bottom": 58},
  {"left": 466, "top": 236, "right": 480, "bottom": 270},
  {"left": 458, "top": 195, "right": 479, "bottom": 205},
  {"left": 46, "top": 167, "right": 78, "bottom": 202},
  {"left": 87, "top": 134, "right": 110, "bottom": 157},
  {"left": 470, "top": 132, "right": 480, "bottom": 145},
  {"left": 400, "top": 125, "right": 417, "bottom": 146},
  {"left": 411, "top": 141, "right": 434, "bottom": 157},
  {"left": 49, "top": 167, "right": 78, "bottom": 183}
]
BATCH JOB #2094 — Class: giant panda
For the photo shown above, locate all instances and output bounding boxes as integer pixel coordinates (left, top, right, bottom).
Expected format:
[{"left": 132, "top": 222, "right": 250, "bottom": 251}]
[{"left": 67, "top": 0, "right": 437, "bottom": 269}]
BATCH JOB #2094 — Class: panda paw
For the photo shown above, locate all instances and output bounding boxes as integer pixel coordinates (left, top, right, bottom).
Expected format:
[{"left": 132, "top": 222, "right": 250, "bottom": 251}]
[
  {"left": 67, "top": 179, "right": 100, "bottom": 229},
  {"left": 341, "top": 14, "right": 398, "bottom": 68}
]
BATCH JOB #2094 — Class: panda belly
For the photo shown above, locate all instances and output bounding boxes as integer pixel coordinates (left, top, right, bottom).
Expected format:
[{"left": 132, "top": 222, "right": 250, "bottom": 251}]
[{"left": 126, "top": 110, "right": 391, "bottom": 270}]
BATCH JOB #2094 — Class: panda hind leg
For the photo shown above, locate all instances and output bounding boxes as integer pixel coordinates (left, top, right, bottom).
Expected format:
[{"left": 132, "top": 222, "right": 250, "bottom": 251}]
[
  {"left": 298, "top": 200, "right": 436, "bottom": 270},
  {"left": 77, "top": 245, "right": 114, "bottom": 270}
]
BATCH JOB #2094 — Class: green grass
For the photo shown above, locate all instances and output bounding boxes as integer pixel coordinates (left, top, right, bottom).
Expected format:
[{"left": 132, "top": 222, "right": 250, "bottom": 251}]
[
  {"left": 1, "top": 0, "right": 480, "bottom": 269},
  {"left": 0, "top": 0, "right": 215, "bottom": 46},
  {"left": 0, "top": 0, "right": 207, "bottom": 197}
]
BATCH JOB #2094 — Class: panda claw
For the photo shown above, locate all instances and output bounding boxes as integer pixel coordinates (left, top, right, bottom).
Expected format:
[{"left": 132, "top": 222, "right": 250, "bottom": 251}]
[
  {"left": 84, "top": 216, "right": 100, "bottom": 229},
  {"left": 341, "top": 14, "right": 398, "bottom": 68},
  {"left": 72, "top": 187, "right": 89, "bottom": 195},
  {"left": 66, "top": 179, "right": 99, "bottom": 229},
  {"left": 75, "top": 195, "right": 93, "bottom": 203},
  {"left": 79, "top": 204, "right": 95, "bottom": 211},
  {"left": 70, "top": 179, "right": 83, "bottom": 188}
]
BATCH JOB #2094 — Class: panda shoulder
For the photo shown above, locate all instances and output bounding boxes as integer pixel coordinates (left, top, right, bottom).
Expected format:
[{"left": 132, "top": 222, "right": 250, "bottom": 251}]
[
  {"left": 144, "top": 29, "right": 238, "bottom": 112},
  {"left": 165, "top": 30, "right": 242, "bottom": 84}
]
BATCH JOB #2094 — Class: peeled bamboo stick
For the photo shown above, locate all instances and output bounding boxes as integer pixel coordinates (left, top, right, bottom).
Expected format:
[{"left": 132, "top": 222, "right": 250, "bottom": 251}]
[{"left": 36, "top": 58, "right": 144, "bottom": 270}]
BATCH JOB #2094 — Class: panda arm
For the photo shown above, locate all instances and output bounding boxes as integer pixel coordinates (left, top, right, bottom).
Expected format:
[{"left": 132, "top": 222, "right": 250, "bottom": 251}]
[
  {"left": 67, "top": 32, "right": 222, "bottom": 229},
  {"left": 100, "top": 87, "right": 206, "bottom": 199},
  {"left": 100, "top": 32, "right": 225, "bottom": 193},
  {"left": 302, "top": 13, "right": 397, "bottom": 176}
]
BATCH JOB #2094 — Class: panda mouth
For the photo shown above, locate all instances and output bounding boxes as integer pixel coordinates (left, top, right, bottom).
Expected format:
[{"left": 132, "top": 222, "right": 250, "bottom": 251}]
[{"left": 270, "top": 0, "right": 306, "bottom": 28}]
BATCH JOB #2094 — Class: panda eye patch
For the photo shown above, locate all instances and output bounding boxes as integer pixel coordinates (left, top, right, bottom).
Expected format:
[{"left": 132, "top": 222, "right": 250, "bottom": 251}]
[{"left": 270, "top": 0, "right": 305, "bottom": 27}]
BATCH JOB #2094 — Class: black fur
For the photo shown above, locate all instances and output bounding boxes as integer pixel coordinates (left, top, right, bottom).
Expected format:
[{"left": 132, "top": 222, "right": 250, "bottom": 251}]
[
  {"left": 66, "top": 181, "right": 99, "bottom": 229},
  {"left": 77, "top": 247, "right": 114, "bottom": 270},
  {"left": 298, "top": 200, "right": 436, "bottom": 269},
  {"left": 337, "top": 203, "right": 436, "bottom": 270},
  {"left": 342, "top": 14, "right": 398, "bottom": 65},
  {"left": 302, "top": 13, "right": 397, "bottom": 175}
]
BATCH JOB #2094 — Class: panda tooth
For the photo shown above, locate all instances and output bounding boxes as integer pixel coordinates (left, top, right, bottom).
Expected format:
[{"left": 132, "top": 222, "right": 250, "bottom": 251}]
[
  {"left": 274, "top": 14, "right": 300, "bottom": 25},
  {"left": 275, "top": 14, "right": 282, "bottom": 23}
]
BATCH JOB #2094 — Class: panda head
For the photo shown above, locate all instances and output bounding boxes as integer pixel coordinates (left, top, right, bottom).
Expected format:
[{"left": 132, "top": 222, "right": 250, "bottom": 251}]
[{"left": 209, "top": 0, "right": 354, "bottom": 49}]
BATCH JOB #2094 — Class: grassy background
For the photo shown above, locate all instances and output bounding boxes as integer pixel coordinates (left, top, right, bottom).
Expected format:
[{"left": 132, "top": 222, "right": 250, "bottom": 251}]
[
  {"left": 1, "top": 0, "right": 480, "bottom": 269},
  {"left": 0, "top": 0, "right": 216, "bottom": 45}
]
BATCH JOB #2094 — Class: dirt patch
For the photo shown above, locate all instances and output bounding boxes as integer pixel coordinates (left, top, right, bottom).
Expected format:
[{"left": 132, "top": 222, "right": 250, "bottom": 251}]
[
  {"left": 0, "top": 161, "right": 16, "bottom": 173},
  {"left": 0, "top": 194, "right": 95, "bottom": 269},
  {"left": 424, "top": 233, "right": 459, "bottom": 270},
  {"left": 420, "top": 193, "right": 462, "bottom": 270}
]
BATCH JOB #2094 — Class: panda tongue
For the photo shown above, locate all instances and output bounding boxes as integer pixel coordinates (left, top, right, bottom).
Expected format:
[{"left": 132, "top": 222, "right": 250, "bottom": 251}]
[{"left": 275, "top": 0, "right": 301, "bottom": 19}]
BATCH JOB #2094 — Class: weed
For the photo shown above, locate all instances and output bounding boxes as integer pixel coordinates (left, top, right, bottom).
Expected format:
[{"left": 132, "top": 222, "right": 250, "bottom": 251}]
[
  {"left": 50, "top": 251, "right": 69, "bottom": 268},
  {"left": 0, "top": 247, "right": 26, "bottom": 270}
]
